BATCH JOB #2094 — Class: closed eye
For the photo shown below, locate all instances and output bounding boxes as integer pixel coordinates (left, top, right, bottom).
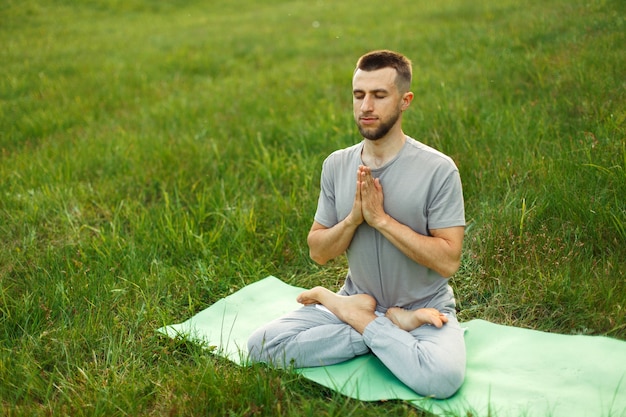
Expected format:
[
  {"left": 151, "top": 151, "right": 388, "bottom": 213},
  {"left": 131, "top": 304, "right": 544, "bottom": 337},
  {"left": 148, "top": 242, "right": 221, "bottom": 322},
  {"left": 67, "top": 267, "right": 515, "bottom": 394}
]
[{"left": 353, "top": 90, "right": 389, "bottom": 100}]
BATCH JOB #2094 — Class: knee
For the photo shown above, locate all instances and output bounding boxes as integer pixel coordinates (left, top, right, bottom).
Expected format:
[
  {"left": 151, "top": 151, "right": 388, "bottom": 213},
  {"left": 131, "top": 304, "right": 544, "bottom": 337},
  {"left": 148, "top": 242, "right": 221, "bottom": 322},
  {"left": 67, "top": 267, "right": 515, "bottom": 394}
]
[
  {"left": 411, "top": 362, "right": 465, "bottom": 399},
  {"left": 431, "top": 364, "right": 465, "bottom": 399},
  {"left": 246, "top": 328, "right": 267, "bottom": 362}
]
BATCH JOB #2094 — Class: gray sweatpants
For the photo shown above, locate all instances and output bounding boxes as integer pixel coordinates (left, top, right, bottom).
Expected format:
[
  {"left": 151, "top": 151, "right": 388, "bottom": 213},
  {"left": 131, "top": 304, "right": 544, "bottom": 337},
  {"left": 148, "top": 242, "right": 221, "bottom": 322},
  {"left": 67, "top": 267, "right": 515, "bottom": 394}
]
[{"left": 247, "top": 304, "right": 466, "bottom": 399}]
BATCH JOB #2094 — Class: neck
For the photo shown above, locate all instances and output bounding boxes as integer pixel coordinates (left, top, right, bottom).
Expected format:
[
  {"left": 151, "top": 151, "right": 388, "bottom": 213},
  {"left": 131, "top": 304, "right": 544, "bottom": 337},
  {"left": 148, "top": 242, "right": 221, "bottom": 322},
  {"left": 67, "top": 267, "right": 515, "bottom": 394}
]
[{"left": 361, "top": 130, "right": 406, "bottom": 168}]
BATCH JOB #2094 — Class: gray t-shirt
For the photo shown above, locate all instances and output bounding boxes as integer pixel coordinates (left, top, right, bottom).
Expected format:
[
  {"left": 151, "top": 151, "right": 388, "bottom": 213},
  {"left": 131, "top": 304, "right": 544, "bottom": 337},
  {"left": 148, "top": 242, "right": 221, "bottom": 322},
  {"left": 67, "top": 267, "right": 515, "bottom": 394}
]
[{"left": 314, "top": 136, "right": 465, "bottom": 311}]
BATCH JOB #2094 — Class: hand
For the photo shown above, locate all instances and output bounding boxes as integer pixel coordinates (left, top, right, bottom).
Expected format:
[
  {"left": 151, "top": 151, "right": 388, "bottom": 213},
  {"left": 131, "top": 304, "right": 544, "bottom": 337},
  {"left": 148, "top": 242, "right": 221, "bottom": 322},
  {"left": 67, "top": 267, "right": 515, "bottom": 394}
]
[
  {"left": 359, "top": 166, "right": 387, "bottom": 228},
  {"left": 345, "top": 168, "right": 365, "bottom": 227}
]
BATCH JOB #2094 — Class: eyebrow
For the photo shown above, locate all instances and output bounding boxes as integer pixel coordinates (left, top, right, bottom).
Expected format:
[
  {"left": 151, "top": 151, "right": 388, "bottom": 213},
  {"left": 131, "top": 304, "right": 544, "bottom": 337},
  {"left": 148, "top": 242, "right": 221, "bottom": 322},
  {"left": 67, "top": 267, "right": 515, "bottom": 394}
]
[{"left": 353, "top": 88, "right": 390, "bottom": 95}]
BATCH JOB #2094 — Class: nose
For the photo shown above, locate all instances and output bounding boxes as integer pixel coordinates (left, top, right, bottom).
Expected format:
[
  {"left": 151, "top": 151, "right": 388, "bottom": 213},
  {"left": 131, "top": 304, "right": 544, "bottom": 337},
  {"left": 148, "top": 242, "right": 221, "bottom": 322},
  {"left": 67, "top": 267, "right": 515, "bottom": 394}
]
[{"left": 360, "top": 94, "right": 374, "bottom": 112}]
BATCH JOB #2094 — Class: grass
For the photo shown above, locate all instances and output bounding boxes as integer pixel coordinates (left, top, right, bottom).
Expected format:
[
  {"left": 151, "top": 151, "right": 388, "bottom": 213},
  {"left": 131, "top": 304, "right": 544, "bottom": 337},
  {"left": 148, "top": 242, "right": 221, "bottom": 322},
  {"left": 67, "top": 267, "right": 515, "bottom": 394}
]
[{"left": 1, "top": 0, "right": 624, "bottom": 415}]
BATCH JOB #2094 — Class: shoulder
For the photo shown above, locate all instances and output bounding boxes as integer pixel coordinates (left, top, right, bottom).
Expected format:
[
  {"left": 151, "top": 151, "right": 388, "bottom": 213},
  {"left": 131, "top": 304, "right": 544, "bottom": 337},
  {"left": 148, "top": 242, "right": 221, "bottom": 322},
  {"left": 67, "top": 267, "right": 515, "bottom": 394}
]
[
  {"left": 323, "top": 142, "right": 363, "bottom": 167},
  {"left": 403, "top": 136, "right": 458, "bottom": 171}
]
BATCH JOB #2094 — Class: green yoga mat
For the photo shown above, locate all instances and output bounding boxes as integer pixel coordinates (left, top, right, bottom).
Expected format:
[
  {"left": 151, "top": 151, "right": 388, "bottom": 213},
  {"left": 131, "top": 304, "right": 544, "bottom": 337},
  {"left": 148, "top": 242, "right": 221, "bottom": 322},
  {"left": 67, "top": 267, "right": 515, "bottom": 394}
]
[{"left": 157, "top": 276, "right": 626, "bottom": 417}]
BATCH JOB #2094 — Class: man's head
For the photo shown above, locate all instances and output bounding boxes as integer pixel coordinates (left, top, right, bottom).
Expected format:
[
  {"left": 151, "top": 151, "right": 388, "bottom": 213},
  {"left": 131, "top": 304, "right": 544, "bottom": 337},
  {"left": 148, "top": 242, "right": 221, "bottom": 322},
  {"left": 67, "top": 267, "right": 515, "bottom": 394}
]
[
  {"left": 352, "top": 50, "right": 414, "bottom": 141},
  {"left": 355, "top": 50, "right": 412, "bottom": 94}
]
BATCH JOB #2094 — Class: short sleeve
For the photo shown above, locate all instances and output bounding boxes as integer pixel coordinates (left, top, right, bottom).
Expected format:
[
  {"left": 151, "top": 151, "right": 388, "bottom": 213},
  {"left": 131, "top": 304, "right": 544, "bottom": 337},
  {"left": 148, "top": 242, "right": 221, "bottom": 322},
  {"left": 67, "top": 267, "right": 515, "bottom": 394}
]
[{"left": 426, "top": 168, "right": 465, "bottom": 230}]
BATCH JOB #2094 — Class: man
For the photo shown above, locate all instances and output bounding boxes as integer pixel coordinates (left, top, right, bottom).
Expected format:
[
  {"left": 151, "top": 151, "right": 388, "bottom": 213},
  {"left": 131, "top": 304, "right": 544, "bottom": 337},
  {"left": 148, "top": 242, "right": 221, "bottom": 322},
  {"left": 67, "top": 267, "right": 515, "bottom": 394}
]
[{"left": 247, "top": 50, "right": 466, "bottom": 399}]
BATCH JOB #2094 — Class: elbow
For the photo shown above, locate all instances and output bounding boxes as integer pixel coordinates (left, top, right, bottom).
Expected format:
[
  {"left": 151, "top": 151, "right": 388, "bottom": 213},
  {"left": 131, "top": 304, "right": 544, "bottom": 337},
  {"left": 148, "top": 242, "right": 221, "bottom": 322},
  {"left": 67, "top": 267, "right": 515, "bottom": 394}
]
[
  {"left": 309, "top": 248, "right": 328, "bottom": 265},
  {"left": 439, "top": 258, "right": 461, "bottom": 279},
  {"left": 307, "top": 232, "right": 329, "bottom": 265}
]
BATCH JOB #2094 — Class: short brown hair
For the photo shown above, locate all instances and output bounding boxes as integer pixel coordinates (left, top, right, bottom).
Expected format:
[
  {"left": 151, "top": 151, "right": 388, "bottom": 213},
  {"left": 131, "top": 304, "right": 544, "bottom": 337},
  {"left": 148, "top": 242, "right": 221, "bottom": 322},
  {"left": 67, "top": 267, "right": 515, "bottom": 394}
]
[{"left": 356, "top": 50, "right": 412, "bottom": 92}]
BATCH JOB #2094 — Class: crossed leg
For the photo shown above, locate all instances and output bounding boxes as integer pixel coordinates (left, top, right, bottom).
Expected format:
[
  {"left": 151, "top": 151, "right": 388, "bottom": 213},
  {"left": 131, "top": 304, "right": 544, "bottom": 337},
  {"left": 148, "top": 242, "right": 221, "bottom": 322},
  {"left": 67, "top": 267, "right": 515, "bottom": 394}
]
[
  {"left": 249, "top": 286, "right": 466, "bottom": 399},
  {"left": 297, "top": 286, "right": 448, "bottom": 333}
]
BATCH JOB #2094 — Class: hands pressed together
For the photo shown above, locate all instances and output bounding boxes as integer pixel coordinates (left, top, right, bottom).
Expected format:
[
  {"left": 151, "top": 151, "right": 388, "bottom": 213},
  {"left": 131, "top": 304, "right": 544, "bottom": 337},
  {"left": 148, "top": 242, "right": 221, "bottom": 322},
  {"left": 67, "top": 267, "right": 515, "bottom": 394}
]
[{"left": 347, "top": 165, "right": 389, "bottom": 229}]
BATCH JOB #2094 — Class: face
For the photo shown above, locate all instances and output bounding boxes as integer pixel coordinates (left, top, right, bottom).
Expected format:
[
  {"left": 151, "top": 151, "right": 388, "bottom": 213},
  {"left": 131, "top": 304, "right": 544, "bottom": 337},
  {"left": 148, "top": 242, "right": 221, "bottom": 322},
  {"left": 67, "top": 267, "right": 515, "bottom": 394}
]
[{"left": 352, "top": 67, "right": 411, "bottom": 141}]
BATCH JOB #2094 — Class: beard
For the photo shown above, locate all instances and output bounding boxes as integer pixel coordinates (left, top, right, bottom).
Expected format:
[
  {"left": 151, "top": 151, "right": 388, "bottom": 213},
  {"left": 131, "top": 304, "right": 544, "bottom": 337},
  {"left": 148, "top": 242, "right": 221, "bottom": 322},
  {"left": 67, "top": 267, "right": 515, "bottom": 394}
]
[{"left": 356, "top": 110, "right": 401, "bottom": 141}]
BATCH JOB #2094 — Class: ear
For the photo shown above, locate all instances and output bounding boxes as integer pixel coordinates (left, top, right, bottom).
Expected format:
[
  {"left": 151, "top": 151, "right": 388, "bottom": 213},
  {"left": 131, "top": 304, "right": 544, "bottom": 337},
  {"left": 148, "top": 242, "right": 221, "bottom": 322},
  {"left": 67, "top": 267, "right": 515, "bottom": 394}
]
[{"left": 401, "top": 91, "right": 414, "bottom": 111}]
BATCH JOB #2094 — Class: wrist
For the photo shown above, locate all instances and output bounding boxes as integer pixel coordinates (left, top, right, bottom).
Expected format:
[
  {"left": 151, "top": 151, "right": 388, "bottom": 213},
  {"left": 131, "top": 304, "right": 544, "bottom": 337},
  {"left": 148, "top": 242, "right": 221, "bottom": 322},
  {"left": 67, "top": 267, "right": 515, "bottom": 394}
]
[
  {"left": 372, "top": 213, "right": 391, "bottom": 230},
  {"left": 344, "top": 213, "right": 363, "bottom": 229}
]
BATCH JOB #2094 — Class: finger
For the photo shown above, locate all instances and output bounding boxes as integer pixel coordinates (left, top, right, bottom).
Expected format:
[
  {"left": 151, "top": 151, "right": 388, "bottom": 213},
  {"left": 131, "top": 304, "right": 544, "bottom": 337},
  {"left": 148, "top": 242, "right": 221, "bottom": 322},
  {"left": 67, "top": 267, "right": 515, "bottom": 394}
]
[
  {"left": 359, "top": 171, "right": 370, "bottom": 192},
  {"left": 373, "top": 177, "right": 382, "bottom": 191},
  {"left": 362, "top": 171, "right": 374, "bottom": 187},
  {"left": 363, "top": 167, "right": 372, "bottom": 181}
]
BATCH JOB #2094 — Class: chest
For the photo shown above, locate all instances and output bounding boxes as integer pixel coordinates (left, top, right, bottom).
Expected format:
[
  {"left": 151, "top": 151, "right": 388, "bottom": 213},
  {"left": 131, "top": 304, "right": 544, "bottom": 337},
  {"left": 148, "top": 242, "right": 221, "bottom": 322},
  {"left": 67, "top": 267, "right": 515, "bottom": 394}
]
[{"left": 334, "top": 162, "right": 434, "bottom": 233}]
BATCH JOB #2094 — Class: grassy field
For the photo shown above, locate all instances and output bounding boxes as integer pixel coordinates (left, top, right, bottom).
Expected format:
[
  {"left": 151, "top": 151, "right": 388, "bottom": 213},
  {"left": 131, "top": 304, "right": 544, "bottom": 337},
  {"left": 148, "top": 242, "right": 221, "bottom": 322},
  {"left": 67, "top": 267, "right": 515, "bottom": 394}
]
[{"left": 1, "top": 0, "right": 625, "bottom": 415}]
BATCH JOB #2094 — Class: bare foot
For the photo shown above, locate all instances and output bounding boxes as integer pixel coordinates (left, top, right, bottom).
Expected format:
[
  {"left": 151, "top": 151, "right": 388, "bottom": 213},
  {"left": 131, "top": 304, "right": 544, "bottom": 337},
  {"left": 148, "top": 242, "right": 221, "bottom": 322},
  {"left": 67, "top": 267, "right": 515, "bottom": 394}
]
[
  {"left": 297, "top": 287, "right": 377, "bottom": 334},
  {"left": 385, "top": 307, "right": 448, "bottom": 331},
  {"left": 296, "top": 286, "right": 329, "bottom": 305}
]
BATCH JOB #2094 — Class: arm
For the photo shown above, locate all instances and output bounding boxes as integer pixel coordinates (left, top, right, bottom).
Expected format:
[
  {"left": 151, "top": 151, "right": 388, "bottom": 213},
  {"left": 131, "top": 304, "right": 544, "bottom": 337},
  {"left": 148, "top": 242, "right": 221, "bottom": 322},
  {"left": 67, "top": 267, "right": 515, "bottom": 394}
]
[
  {"left": 359, "top": 166, "right": 464, "bottom": 278},
  {"left": 307, "top": 220, "right": 358, "bottom": 265},
  {"left": 375, "top": 220, "right": 464, "bottom": 278},
  {"left": 308, "top": 168, "right": 365, "bottom": 265}
]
